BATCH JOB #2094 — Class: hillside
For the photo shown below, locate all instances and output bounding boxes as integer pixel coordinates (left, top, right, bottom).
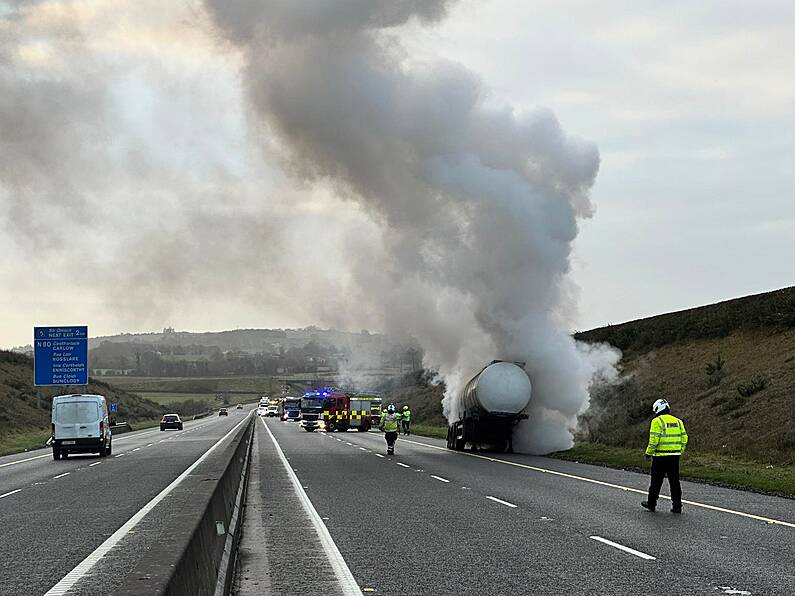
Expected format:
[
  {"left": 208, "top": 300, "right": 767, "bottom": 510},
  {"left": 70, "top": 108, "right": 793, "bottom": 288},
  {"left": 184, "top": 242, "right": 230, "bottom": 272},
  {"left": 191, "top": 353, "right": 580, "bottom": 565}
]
[
  {"left": 0, "top": 351, "right": 166, "bottom": 452},
  {"left": 378, "top": 287, "right": 795, "bottom": 465}
]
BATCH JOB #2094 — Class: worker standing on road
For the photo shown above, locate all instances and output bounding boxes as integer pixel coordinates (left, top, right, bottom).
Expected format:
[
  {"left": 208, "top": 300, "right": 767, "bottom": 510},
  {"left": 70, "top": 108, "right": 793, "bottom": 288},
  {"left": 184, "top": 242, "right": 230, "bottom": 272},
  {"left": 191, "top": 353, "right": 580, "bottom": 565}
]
[
  {"left": 401, "top": 405, "right": 412, "bottom": 435},
  {"left": 379, "top": 403, "right": 401, "bottom": 455},
  {"left": 642, "top": 399, "right": 688, "bottom": 513}
]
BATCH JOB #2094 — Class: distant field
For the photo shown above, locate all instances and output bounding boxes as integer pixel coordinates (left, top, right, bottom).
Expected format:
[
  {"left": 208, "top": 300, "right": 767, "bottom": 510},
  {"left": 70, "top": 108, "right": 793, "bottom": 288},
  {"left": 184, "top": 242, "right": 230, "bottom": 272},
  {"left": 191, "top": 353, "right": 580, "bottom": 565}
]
[
  {"left": 95, "top": 376, "right": 283, "bottom": 394},
  {"left": 138, "top": 392, "right": 259, "bottom": 408}
]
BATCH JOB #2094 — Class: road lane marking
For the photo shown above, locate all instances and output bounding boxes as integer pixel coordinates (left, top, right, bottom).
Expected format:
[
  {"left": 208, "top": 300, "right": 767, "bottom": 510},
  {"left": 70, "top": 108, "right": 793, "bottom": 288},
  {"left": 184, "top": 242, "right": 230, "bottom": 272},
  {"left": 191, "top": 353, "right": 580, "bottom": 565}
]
[
  {"left": 89, "top": 462, "right": 101, "bottom": 467},
  {"left": 114, "top": 454, "right": 124, "bottom": 458},
  {"left": 590, "top": 536, "right": 656, "bottom": 560},
  {"left": 44, "top": 413, "right": 253, "bottom": 596},
  {"left": 359, "top": 448, "right": 368, "bottom": 452},
  {"left": 261, "top": 418, "right": 363, "bottom": 596},
  {"left": 430, "top": 475, "right": 450, "bottom": 483},
  {"left": 0, "top": 489, "right": 22, "bottom": 499},
  {"left": 396, "top": 462, "right": 411, "bottom": 468},
  {"left": 375, "top": 454, "right": 385, "bottom": 458},
  {"left": 0, "top": 453, "right": 51, "bottom": 468},
  {"left": 345, "top": 442, "right": 354, "bottom": 446},
  {"left": 132, "top": 448, "right": 141, "bottom": 452},
  {"left": 391, "top": 437, "right": 795, "bottom": 529},
  {"left": 146, "top": 443, "right": 153, "bottom": 447},
  {"left": 52, "top": 473, "right": 70, "bottom": 479},
  {"left": 486, "top": 496, "right": 517, "bottom": 508}
]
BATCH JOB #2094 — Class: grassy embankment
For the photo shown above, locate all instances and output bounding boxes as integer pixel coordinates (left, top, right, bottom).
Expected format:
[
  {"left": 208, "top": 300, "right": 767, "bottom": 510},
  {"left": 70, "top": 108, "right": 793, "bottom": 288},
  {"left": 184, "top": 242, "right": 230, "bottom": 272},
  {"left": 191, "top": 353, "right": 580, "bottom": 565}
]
[
  {"left": 0, "top": 351, "right": 166, "bottom": 456},
  {"left": 379, "top": 287, "right": 795, "bottom": 496}
]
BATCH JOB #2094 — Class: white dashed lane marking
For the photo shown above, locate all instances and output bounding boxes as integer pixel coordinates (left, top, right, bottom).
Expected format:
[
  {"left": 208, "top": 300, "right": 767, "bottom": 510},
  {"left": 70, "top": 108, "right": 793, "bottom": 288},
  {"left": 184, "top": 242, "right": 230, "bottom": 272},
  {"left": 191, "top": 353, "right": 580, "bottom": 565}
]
[
  {"left": 88, "top": 462, "right": 101, "bottom": 467},
  {"left": 430, "top": 475, "right": 450, "bottom": 483},
  {"left": 590, "top": 536, "right": 656, "bottom": 560},
  {"left": 486, "top": 496, "right": 517, "bottom": 508},
  {"left": 52, "top": 472, "right": 70, "bottom": 480},
  {"left": 396, "top": 463, "right": 411, "bottom": 468}
]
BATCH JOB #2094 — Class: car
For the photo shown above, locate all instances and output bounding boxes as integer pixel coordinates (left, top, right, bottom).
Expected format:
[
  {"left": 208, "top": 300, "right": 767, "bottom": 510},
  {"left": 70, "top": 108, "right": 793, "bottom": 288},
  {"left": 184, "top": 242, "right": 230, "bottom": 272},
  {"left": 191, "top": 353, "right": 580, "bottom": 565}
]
[
  {"left": 236, "top": 404, "right": 243, "bottom": 410},
  {"left": 219, "top": 408, "right": 229, "bottom": 416},
  {"left": 266, "top": 405, "right": 279, "bottom": 417},
  {"left": 160, "top": 413, "right": 183, "bottom": 431},
  {"left": 51, "top": 394, "right": 112, "bottom": 459},
  {"left": 257, "top": 407, "right": 267, "bottom": 417}
]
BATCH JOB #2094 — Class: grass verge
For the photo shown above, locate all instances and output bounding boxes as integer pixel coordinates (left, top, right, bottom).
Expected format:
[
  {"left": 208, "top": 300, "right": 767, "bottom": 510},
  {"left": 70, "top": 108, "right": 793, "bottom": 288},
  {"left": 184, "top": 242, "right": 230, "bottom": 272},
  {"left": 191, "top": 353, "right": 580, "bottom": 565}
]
[
  {"left": 551, "top": 442, "right": 795, "bottom": 498},
  {"left": 0, "top": 430, "right": 52, "bottom": 457},
  {"left": 410, "top": 424, "right": 447, "bottom": 439}
]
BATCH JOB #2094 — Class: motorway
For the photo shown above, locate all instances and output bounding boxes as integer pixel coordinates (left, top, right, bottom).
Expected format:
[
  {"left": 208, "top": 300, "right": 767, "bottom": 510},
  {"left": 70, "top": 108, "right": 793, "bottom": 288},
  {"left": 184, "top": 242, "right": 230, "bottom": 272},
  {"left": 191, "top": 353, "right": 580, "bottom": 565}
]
[
  {"left": 236, "top": 417, "right": 795, "bottom": 596},
  {"left": 0, "top": 408, "right": 253, "bottom": 596}
]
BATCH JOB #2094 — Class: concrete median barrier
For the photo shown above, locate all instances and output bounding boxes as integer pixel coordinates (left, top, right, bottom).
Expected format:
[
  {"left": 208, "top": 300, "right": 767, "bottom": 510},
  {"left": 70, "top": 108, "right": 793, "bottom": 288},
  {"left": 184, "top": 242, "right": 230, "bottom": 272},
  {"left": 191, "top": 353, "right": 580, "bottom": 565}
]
[
  {"left": 110, "top": 422, "right": 133, "bottom": 435},
  {"left": 115, "top": 415, "right": 255, "bottom": 596}
]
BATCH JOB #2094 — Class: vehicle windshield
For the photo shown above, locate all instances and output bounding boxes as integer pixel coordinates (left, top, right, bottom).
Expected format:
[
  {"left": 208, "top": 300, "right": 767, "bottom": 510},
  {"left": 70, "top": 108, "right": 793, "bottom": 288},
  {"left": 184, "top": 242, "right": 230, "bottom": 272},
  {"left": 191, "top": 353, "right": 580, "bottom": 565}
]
[
  {"left": 301, "top": 398, "right": 323, "bottom": 410},
  {"left": 56, "top": 402, "right": 100, "bottom": 424},
  {"left": 164, "top": 415, "right": 178, "bottom": 421}
]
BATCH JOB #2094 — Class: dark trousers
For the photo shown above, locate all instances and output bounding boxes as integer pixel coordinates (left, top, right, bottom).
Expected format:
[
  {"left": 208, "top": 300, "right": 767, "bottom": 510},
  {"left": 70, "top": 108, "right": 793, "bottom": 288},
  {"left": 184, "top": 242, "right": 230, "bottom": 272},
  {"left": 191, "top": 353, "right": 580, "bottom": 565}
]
[
  {"left": 385, "top": 431, "right": 398, "bottom": 448},
  {"left": 402, "top": 420, "right": 411, "bottom": 435},
  {"left": 648, "top": 455, "right": 682, "bottom": 508}
]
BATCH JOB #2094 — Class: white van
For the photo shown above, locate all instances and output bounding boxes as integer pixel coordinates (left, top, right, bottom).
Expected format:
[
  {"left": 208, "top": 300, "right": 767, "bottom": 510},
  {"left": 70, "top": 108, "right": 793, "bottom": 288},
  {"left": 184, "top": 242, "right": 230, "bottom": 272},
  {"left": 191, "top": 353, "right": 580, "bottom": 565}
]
[{"left": 51, "top": 394, "right": 112, "bottom": 460}]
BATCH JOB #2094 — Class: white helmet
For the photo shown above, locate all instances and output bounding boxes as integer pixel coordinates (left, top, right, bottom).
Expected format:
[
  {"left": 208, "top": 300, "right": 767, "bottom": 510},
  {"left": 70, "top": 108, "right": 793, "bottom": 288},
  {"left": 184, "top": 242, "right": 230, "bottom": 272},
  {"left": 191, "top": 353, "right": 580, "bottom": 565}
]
[{"left": 652, "top": 399, "right": 670, "bottom": 414}]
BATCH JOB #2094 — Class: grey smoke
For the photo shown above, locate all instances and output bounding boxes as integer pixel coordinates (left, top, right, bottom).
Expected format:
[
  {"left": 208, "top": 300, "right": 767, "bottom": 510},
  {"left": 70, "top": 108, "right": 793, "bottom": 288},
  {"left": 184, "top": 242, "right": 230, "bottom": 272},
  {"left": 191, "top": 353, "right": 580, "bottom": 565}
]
[
  {"left": 204, "top": 0, "right": 620, "bottom": 452},
  {"left": 0, "top": 0, "right": 619, "bottom": 452}
]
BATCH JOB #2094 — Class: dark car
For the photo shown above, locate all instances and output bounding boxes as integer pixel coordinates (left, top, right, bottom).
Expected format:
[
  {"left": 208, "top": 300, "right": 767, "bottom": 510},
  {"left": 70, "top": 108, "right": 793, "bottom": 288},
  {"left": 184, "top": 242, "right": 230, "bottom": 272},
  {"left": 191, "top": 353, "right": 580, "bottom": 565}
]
[
  {"left": 219, "top": 408, "right": 229, "bottom": 416},
  {"left": 160, "top": 414, "right": 183, "bottom": 431}
]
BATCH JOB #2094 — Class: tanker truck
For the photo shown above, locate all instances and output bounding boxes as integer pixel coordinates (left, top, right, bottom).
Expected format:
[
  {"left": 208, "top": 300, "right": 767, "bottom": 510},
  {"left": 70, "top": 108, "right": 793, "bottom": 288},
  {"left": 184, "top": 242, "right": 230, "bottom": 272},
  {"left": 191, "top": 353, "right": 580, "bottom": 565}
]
[{"left": 446, "top": 360, "right": 532, "bottom": 453}]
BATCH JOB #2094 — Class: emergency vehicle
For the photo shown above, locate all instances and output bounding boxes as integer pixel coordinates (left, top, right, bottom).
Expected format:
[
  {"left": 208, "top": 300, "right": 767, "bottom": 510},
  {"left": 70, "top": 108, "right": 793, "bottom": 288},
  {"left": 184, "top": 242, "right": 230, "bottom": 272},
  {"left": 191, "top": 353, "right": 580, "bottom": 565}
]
[{"left": 321, "top": 389, "right": 373, "bottom": 432}]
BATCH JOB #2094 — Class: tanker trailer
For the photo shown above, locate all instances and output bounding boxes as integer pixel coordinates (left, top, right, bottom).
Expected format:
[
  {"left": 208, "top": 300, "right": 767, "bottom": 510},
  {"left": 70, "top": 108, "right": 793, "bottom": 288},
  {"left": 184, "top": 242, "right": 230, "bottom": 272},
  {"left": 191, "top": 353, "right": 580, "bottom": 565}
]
[{"left": 446, "top": 360, "right": 531, "bottom": 453}]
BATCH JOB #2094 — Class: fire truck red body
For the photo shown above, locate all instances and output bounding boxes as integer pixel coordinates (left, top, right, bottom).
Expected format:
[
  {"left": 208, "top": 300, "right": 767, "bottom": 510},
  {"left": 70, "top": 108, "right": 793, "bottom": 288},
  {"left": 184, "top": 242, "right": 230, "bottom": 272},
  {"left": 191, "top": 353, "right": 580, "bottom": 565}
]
[{"left": 321, "top": 391, "right": 373, "bottom": 433}]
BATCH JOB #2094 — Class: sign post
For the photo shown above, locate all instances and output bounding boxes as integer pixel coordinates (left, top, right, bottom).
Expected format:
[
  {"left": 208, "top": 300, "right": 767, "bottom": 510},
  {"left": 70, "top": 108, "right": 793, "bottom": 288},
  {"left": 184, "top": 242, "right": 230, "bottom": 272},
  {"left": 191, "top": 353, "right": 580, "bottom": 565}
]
[{"left": 34, "top": 326, "right": 89, "bottom": 387}]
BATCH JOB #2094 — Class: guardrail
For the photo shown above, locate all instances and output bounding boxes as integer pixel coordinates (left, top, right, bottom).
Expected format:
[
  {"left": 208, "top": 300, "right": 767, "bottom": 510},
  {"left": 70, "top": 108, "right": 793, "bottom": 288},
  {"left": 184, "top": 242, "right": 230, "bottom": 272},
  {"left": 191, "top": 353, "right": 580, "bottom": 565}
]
[
  {"left": 110, "top": 422, "right": 133, "bottom": 435},
  {"left": 115, "top": 415, "right": 255, "bottom": 595}
]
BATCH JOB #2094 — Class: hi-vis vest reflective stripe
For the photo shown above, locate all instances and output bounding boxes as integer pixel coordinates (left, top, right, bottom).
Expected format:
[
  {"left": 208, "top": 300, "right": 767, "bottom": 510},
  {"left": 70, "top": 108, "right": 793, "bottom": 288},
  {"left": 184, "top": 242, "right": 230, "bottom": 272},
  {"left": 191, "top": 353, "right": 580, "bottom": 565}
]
[
  {"left": 402, "top": 410, "right": 411, "bottom": 421},
  {"left": 380, "top": 413, "right": 400, "bottom": 432},
  {"left": 646, "top": 414, "right": 688, "bottom": 456}
]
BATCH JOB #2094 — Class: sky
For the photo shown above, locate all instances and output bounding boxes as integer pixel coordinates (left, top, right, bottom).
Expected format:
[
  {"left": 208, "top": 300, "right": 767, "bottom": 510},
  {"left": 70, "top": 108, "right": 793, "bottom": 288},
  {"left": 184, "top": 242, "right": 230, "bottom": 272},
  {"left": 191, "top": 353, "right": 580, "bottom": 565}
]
[{"left": 1, "top": 0, "right": 794, "bottom": 349}]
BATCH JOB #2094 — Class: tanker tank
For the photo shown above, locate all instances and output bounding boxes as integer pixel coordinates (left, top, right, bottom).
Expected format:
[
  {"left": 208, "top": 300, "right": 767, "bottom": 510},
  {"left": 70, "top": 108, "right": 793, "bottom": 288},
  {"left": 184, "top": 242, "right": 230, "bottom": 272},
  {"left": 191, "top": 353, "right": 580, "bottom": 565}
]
[{"left": 446, "top": 360, "right": 532, "bottom": 452}]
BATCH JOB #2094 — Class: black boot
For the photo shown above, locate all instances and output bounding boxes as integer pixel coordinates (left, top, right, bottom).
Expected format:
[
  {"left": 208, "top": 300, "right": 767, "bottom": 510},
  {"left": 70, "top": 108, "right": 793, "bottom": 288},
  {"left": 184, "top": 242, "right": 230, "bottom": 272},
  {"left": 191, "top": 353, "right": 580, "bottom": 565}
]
[
  {"left": 641, "top": 501, "right": 656, "bottom": 511},
  {"left": 671, "top": 505, "right": 682, "bottom": 513}
]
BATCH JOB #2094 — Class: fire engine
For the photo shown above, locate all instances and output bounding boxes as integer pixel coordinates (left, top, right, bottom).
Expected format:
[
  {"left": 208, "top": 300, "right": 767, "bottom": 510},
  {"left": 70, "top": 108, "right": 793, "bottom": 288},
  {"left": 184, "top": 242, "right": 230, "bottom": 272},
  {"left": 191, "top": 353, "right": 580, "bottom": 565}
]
[{"left": 321, "top": 389, "right": 375, "bottom": 433}]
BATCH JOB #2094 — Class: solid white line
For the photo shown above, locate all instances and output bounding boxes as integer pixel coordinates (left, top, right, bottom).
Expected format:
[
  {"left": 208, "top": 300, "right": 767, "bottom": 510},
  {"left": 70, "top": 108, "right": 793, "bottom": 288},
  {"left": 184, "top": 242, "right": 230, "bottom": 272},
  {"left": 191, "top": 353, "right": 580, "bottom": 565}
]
[
  {"left": 44, "top": 413, "right": 252, "bottom": 596},
  {"left": 375, "top": 454, "right": 385, "bottom": 458},
  {"left": 430, "top": 475, "right": 450, "bottom": 483},
  {"left": 52, "top": 472, "right": 70, "bottom": 479},
  {"left": 0, "top": 489, "right": 22, "bottom": 499},
  {"left": 392, "top": 437, "right": 795, "bottom": 529},
  {"left": 590, "top": 536, "right": 656, "bottom": 560},
  {"left": 260, "top": 419, "right": 362, "bottom": 596},
  {"left": 0, "top": 453, "right": 50, "bottom": 468},
  {"left": 88, "top": 462, "right": 101, "bottom": 467},
  {"left": 486, "top": 496, "right": 517, "bottom": 508},
  {"left": 396, "top": 462, "right": 411, "bottom": 468}
]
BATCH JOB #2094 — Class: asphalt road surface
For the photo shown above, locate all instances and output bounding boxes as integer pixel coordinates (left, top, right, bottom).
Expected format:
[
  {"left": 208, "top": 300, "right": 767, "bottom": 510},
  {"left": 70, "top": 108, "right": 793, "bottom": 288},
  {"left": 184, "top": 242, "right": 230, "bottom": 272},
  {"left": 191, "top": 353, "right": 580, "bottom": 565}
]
[
  {"left": 0, "top": 407, "right": 253, "bottom": 596},
  {"left": 236, "top": 417, "right": 794, "bottom": 596}
]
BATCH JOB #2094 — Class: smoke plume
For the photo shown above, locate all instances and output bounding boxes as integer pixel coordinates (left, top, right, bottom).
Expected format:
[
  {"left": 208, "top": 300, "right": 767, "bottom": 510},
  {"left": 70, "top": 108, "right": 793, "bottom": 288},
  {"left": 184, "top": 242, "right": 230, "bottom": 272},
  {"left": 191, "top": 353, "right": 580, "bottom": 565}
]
[
  {"left": 203, "top": 0, "right": 619, "bottom": 452},
  {"left": 0, "top": 0, "right": 619, "bottom": 452}
]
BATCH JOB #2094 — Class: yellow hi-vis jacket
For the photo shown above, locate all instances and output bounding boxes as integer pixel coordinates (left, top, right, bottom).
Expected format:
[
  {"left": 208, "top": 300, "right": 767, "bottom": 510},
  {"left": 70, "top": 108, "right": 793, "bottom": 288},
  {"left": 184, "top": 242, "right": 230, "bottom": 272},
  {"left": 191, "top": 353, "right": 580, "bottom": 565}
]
[
  {"left": 402, "top": 409, "right": 411, "bottom": 421},
  {"left": 646, "top": 414, "right": 688, "bottom": 456},
  {"left": 380, "top": 412, "right": 401, "bottom": 432}
]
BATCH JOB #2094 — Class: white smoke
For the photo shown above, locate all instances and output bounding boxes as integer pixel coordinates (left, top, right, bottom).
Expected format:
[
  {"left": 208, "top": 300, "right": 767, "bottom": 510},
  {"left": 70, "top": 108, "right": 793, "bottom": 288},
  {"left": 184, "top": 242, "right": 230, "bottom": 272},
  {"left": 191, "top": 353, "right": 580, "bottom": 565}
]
[{"left": 204, "top": 0, "right": 620, "bottom": 452}]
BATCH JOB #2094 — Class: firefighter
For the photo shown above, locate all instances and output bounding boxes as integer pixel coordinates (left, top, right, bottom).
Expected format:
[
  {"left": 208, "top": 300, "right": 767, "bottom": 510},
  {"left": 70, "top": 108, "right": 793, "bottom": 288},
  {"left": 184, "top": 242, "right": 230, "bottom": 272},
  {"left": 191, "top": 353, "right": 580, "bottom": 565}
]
[
  {"left": 379, "top": 403, "right": 401, "bottom": 455},
  {"left": 401, "top": 405, "right": 412, "bottom": 435},
  {"left": 641, "top": 399, "right": 688, "bottom": 513}
]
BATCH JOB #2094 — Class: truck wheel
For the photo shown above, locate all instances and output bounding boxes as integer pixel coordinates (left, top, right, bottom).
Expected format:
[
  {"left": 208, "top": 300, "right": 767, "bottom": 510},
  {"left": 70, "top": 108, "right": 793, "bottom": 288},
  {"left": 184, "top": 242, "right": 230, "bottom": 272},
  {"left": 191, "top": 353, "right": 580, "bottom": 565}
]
[
  {"left": 62, "top": 451, "right": 69, "bottom": 458},
  {"left": 327, "top": 422, "right": 336, "bottom": 432},
  {"left": 99, "top": 443, "right": 107, "bottom": 457},
  {"left": 53, "top": 449, "right": 61, "bottom": 461},
  {"left": 357, "top": 427, "right": 367, "bottom": 432}
]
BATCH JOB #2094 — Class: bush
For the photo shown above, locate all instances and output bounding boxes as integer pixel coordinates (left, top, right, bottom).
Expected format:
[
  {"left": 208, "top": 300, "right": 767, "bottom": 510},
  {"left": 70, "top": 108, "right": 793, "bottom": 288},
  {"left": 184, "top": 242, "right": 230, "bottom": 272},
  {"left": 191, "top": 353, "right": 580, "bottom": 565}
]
[{"left": 737, "top": 375, "right": 769, "bottom": 397}]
